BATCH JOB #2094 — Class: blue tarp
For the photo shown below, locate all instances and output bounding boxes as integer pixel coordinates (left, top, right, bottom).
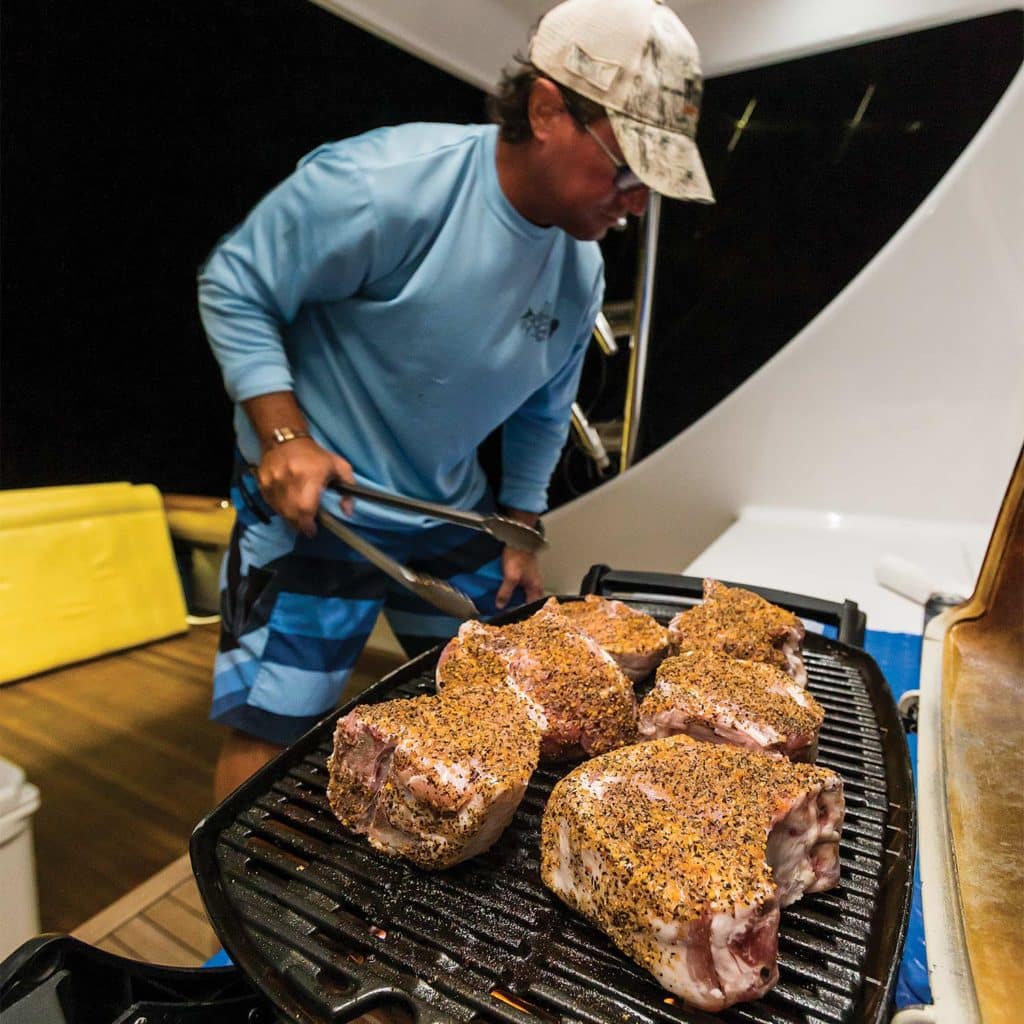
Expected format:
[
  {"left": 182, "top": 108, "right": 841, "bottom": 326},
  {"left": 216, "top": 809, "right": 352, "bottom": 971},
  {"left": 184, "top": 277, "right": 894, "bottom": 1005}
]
[{"left": 860, "top": 629, "right": 930, "bottom": 1008}]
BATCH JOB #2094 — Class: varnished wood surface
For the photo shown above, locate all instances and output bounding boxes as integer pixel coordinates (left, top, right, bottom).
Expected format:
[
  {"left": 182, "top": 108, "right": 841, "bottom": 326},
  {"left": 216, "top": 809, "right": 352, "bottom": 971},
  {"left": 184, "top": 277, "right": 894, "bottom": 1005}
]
[
  {"left": 74, "top": 855, "right": 219, "bottom": 967},
  {"left": 943, "top": 448, "right": 1024, "bottom": 1024},
  {"left": 0, "top": 624, "right": 405, "bottom": 935}
]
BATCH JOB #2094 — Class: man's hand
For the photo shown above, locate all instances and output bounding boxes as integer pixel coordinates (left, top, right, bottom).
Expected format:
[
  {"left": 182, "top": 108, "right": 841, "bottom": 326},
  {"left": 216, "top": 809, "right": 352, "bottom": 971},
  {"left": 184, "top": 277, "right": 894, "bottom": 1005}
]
[
  {"left": 242, "top": 391, "right": 355, "bottom": 536},
  {"left": 496, "top": 546, "right": 545, "bottom": 609},
  {"left": 256, "top": 438, "right": 355, "bottom": 537}
]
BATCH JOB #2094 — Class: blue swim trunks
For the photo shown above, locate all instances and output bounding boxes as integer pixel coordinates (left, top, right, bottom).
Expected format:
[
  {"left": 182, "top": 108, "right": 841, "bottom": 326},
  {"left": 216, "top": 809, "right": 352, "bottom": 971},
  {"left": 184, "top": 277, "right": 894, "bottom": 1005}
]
[{"left": 210, "top": 465, "right": 523, "bottom": 746}]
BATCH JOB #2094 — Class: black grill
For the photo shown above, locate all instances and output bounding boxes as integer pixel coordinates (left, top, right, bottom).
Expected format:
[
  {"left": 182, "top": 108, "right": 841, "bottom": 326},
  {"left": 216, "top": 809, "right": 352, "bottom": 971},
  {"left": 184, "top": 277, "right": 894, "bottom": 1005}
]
[{"left": 191, "top": 579, "right": 914, "bottom": 1024}]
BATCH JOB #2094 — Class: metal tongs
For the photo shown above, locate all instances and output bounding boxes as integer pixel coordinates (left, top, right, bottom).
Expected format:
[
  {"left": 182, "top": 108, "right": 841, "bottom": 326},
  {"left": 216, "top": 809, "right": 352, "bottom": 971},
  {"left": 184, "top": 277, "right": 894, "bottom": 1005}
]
[
  {"left": 327, "top": 480, "right": 547, "bottom": 553},
  {"left": 316, "top": 479, "right": 547, "bottom": 620},
  {"left": 316, "top": 510, "right": 481, "bottom": 619}
]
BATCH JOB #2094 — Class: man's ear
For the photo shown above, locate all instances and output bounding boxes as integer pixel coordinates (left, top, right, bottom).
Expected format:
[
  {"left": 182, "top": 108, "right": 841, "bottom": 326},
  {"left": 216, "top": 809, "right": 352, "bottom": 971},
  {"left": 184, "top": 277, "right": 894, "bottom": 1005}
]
[{"left": 528, "top": 77, "right": 564, "bottom": 141}]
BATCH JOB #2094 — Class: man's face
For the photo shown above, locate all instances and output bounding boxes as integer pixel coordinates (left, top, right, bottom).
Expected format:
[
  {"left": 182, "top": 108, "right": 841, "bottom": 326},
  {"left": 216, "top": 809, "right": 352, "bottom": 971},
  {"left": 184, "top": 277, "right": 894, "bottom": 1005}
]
[{"left": 545, "top": 109, "right": 651, "bottom": 241}]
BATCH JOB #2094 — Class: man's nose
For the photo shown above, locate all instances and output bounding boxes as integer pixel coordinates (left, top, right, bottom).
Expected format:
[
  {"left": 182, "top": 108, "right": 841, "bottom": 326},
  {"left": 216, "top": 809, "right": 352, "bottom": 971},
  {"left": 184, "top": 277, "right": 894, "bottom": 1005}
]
[{"left": 616, "top": 187, "right": 650, "bottom": 217}]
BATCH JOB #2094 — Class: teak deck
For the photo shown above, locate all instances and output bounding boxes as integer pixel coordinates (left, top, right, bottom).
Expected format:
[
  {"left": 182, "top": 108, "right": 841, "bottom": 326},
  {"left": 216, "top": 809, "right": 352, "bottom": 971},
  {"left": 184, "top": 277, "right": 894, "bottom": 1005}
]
[
  {"left": 73, "top": 854, "right": 219, "bottom": 967},
  {"left": 0, "top": 620, "right": 404, "bottom": 943}
]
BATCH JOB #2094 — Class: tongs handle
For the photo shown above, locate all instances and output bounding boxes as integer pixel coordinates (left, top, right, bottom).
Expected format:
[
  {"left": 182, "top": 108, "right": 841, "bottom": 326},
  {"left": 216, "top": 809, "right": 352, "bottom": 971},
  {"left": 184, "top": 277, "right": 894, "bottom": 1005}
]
[
  {"left": 244, "top": 465, "right": 541, "bottom": 549},
  {"left": 328, "top": 479, "right": 484, "bottom": 530},
  {"left": 330, "top": 479, "right": 546, "bottom": 551}
]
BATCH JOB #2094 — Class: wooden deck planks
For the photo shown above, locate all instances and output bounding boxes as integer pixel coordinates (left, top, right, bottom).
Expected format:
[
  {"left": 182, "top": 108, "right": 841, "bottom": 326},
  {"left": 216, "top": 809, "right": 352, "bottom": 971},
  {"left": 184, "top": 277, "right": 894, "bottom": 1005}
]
[
  {"left": 170, "top": 876, "right": 209, "bottom": 916},
  {"left": 110, "top": 915, "right": 205, "bottom": 968},
  {"left": 0, "top": 626, "right": 223, "bottom": 932},
  {"left": 1, "top": 620, "right": 405, "bottom": 937},
  {"left": 74, "top": 854, "right": 219, "bottom": 967},
  {"left": 145, "top": 895, "right": 222, "bottom": 960}
]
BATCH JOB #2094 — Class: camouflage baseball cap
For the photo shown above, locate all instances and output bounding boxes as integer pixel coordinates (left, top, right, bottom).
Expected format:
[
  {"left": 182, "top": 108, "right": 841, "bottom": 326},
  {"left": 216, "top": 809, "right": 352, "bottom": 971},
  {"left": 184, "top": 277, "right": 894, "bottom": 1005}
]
[{"left": 529, "top": 0, "right": 714, "bottom": 202}]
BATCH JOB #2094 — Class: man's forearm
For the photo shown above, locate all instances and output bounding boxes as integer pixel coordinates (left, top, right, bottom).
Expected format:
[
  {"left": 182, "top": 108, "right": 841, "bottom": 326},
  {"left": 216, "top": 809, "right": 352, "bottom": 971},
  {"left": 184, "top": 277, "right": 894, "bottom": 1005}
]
[{"left": 242, "top": 392, "right": 309, "bottom": 453}]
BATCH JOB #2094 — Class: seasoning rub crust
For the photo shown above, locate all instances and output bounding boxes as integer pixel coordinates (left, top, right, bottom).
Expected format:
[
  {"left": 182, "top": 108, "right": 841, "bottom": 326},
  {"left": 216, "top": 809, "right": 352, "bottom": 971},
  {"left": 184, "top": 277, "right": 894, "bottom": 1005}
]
[
  {"left": 540, "top": 735, "right": 844, "bottom": 1011},
  {"left": 669, "top": 579, "right": 808, "bottom": 685},
  {"left": 327, "top": 683, "right": 540, "bottom": 869},
  {"left": 547, "top": 595, "right": 670, "bottom": 681},
  {"left": 639, "top": 648, "right": 824, "bottom": 761},
  {"left": 436, "top": 602, "right": 637, "bottom": 761}
]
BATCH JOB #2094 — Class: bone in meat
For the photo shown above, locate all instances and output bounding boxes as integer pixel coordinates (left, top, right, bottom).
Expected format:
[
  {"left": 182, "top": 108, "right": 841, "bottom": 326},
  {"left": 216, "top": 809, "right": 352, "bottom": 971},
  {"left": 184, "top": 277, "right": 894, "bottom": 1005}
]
[
  {"left": 541, "top": 735, "right": 844, "bottom": 1011},
  {"left": 436, "top": 603, "right": 637, "bottom": 761},
  {"left": 639, "top": 648, "right": 824, "bottom": 761},
  {"left": 546, "top": 595, "right": 670, "bottom": 681},
  {"left": 669, "top": 579, "right": 807, "bottom": 686},
  {"left": 327, "top": 685, "right": 539, "bottom": 869}
]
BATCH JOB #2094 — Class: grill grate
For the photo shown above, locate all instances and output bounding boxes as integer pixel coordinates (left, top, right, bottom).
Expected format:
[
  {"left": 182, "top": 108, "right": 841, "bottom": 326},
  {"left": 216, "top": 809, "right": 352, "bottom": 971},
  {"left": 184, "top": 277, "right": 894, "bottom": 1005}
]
[{"left": 192, "top": 600, "right": 914, "bottom": 1024}]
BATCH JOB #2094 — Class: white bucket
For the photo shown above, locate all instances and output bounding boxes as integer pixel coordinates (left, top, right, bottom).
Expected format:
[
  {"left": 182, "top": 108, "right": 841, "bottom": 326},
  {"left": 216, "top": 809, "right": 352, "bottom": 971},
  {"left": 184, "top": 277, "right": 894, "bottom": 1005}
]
[{"left": 0, "top": 757, "right": 41, "bottom": 960}]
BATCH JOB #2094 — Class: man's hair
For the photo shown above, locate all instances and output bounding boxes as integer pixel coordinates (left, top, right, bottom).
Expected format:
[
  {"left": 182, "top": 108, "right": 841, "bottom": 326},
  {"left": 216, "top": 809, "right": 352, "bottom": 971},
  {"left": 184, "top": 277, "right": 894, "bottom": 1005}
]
[{"left": 487, "top": 57, "right": 606, "bottom": 142}]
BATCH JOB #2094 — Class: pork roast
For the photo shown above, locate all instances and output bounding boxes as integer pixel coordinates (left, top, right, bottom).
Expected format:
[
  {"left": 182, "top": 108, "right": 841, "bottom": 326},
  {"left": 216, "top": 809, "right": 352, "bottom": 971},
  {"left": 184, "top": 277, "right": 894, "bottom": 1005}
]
[
  {"left": 546, "top": 595, "right": 670, "bottom": 681},
  {"left": 436, "top": 603, "right": 637, "bottom": 761},
  {"left": 326, "top": 685, "right": 539, "bottom": 869},
  {"left": 639, "top": 648, "right": 824, "bottom": 761},
  {"left": 669, "top": 579, "right": 807, "bottom": 685},
  {"left": 541, "top": 735, "right": 844, "bottom": 1011}
]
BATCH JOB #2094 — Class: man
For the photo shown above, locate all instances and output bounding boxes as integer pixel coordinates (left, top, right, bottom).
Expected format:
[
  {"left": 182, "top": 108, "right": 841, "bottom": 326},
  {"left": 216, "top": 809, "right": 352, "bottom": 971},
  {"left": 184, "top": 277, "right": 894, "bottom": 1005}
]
[{"left": 199, "top": 0, "right": 713, "bottom": 801}]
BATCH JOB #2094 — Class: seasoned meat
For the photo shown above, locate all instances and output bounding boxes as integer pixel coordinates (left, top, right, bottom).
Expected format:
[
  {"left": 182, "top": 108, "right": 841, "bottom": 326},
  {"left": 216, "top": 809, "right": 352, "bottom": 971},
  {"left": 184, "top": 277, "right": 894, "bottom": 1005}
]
[
  {"left": 546, "top": 595, "right": 670, "bottom": 681},
  {"left": 639, "top": 648, "right": 824, "bottom": 761},
  {"left": 541, "top": 736, "right": 844, "bottom": 1011},
  {"left": 669, "top": 579, "right": 807, "bottom": 685},
  {"left": 326, "top": 685, "right": 539, "bottom": 869},
  {"left": 436, "top": 603, "right": 637, "bottom": 761}
]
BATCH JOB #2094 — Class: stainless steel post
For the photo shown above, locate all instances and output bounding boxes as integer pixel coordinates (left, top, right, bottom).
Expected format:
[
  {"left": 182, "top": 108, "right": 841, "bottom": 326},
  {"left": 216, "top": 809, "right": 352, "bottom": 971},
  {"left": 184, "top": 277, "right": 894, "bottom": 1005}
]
[
  {"left": 570, "top": 401, "right": 611, "bottom": 473},
  {"left": 592, "top": 311, "right": 619, "bottom": 356},
  {"left": 620, "top": 192, "right": 662, "bottom": 472}
]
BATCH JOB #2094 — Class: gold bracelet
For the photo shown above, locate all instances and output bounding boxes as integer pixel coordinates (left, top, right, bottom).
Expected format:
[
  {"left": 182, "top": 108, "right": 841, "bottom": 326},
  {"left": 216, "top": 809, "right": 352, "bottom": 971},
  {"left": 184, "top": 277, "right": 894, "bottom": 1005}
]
[{"left": 270, "top": 427, "right": 311, "bottom": 445}]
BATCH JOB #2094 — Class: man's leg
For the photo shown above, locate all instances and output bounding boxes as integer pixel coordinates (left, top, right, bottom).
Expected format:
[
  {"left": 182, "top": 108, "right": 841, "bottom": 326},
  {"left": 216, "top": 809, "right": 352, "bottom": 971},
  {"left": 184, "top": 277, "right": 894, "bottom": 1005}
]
[
  {"left": 213, "top": 729, "right": 284, "bottom": 804},
  {"left": 210, "top": 478, "right": 387, "bottom": 803}
]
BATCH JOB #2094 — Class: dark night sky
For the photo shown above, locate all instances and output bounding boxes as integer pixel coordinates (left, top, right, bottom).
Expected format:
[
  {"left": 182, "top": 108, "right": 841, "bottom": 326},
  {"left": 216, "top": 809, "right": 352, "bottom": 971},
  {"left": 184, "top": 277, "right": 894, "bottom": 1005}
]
[{"left": 2, "top": 3, "right": 1018, "bottom": 503}]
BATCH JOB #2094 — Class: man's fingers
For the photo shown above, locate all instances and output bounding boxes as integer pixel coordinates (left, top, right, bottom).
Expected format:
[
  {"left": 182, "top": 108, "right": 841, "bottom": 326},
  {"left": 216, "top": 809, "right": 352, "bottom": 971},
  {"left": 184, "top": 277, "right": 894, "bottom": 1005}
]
[
  {"left": 331, "top": 458, "right": 356, "bottom": 517},
  {"left": 495, "top": 578, "right": 516, "bottom": 609},
  {"left": 498, "top": 546, "right": 544, "bottom": 610},
  {"left": 296, "top": 512, "right": 318, "bottom": 539}
]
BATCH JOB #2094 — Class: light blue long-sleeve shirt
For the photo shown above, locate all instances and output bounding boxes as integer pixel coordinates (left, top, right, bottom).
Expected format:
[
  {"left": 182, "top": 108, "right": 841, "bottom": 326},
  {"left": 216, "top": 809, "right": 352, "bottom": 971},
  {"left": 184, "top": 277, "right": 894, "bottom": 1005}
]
[{"left": 198, "top": 123, "right": 604, "bottom": 530}]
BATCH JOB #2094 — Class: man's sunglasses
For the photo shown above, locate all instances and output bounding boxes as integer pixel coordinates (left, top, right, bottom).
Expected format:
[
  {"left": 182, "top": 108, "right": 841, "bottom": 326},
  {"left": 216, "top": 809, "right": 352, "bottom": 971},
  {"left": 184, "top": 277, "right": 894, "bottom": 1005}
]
[
  {"left": 581, "top": 123, "right": 646, "bottom": 193},
  {"left": 555, "top": 83, "right": 646, "bottom": 193}
]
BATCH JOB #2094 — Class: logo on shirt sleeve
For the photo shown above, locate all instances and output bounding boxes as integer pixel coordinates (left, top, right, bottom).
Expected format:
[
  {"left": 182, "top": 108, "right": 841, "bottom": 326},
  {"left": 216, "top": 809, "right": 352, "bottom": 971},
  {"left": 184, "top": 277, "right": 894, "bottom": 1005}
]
[{"left": 520, "top": 303, "right": 561, "bottom": 342}]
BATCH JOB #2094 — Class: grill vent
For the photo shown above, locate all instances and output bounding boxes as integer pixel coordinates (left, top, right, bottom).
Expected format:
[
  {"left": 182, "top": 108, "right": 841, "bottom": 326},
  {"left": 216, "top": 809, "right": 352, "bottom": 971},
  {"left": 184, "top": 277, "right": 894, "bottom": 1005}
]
[{"left": 193, "top": 611, "right": 914, "bottom": 1024}]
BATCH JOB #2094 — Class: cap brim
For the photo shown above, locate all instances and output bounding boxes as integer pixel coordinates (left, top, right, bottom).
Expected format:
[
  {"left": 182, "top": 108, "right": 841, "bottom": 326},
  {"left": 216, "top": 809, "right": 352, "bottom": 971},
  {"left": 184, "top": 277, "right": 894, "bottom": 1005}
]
[{"left": 608, "top": 111, "right": 715, "bottom": 203}]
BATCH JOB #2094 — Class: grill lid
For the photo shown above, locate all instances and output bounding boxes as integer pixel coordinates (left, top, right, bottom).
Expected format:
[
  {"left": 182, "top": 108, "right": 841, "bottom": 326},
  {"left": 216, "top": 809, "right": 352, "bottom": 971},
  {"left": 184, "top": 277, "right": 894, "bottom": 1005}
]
[{"left": 191, "top": 589, "right": 914, "bottom": 1024}]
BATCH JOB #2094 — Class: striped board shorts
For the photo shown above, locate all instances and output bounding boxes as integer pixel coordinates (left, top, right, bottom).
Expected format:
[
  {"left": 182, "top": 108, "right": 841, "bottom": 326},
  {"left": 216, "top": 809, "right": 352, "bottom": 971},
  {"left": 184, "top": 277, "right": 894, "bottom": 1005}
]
[{"left": 211, "top": 466, "right": 522, "bottom": 745}]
